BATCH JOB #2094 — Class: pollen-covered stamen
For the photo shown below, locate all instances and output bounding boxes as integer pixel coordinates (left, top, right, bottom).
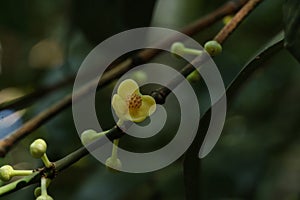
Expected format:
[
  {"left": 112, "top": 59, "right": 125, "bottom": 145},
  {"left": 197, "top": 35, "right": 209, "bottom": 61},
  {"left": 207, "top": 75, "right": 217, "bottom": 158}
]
[{"left": 127, "top": 93, "right": 142, "bottom": 110}]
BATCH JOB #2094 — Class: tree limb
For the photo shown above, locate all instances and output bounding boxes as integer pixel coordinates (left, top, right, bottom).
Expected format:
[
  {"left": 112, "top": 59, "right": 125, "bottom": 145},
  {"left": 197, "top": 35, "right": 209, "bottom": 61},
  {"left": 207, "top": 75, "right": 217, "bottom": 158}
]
[{"left": 0, "top": 0, "right": 247, "bottom": 157}]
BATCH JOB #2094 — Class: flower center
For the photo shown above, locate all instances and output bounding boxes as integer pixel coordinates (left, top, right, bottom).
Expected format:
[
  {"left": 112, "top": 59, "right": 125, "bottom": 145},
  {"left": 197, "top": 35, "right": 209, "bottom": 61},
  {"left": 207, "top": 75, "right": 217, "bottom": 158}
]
[{"left": 127, "top": 93, "right": 142, "bottom": 110}]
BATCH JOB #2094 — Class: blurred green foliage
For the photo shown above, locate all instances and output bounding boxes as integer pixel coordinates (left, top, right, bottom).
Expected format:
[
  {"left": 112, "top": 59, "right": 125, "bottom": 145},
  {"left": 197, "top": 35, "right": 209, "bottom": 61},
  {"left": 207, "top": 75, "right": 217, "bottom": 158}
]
[
  {"left": 0, "top": 0, "right": 299, "bottom": 199},
  {"left": 283, "top": 0, "right": 300, "bottom": 63}
]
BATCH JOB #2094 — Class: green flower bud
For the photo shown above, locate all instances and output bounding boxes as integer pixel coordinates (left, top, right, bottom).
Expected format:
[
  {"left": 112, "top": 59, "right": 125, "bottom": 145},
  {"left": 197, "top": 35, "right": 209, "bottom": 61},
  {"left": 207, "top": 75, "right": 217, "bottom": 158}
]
[
  {"left": 187, "top": 70, "right": 201, "bottom": 83},
  {"left": 223, "top": 15, "right": 233, "bottom": 25},
  {"left": 81, "top": 129, "right": 97, "bottom": 145},
  {"left": 171, "top": 42, "right": 185, "bottom": 58},
  {"left": 0, "top": 165, "right": 13, "bottom": 182},
  {"left": 131, "top": 71, "right": 148, "bottom": 84},
  {"left": 30, "top": 139, "right": 47, "bottom": 158},
  {"left": 105, "top": 157, "right": 122, "bottom": 172},
  {"left": 36, "top": 194, "right": 53, "bottom": 200},
  {"left": 81, "top": 129, "right": 106, "bottom": 146},
  {"left": 171, "top": 42, "right": 203, "bottom": 58},
  {"left": 204, "top": 40, "right": 222, "bottom": 56},
  {"left": 36, "top": 177, "right": 53, "bottom": 200},
  {"left": 34, "top": 187, "right": 41, "bottom": 197},
  {"left": 34, "top": 179, "right": 52, "bottom": 197},
  {"left": 0, "top": 165, "right": 32, "bottom": 181}
]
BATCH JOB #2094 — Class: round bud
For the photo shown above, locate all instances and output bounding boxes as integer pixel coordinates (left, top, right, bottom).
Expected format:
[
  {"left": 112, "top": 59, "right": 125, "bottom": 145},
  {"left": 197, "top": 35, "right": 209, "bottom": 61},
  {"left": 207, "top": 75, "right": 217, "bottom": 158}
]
[
  {"left": 204, "top": 40, "right": 222, "bottom": 56},
  {"left": 105, "top": 157, "right": 122, "bottom": 172},
  {"left": 223, "top": 15, "right": 233, "bottom": 25},
  {"left": 30, "top": 139, "right": 47, "bottom": 158},
  {"left": 36, "top": 195, "right": 53, "bottom": 200},
  {"left": 187, "top": 70, "right": 201, "bottom": 83},
  {"left": 0, "top": 165, "right": 13, "bottom": 181},
  {"left": 81, "top": 129, "right": 105, "bottom": 146},
  {"left": 131, "top": 71, "right": 148, "bottom": 84},
  {"left": 34, "top": 187, "right": 41, "bottom": 197},
  {"left": 170, "top": 42, "right": 185, "bottom": 58}
]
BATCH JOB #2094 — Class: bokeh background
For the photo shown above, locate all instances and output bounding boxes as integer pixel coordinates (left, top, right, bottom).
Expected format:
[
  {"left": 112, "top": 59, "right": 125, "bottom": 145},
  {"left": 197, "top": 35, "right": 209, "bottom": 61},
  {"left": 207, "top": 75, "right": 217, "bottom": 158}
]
[{"left": 0, "top": 0, "right": 299, "bottom": 199}]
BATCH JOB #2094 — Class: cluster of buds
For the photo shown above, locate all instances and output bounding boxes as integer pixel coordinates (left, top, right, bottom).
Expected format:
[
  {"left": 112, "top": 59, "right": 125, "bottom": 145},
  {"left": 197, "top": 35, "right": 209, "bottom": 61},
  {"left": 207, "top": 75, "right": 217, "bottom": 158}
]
[
  {"left": 170, "top": 40, "right": 222, "bottom": 83},
  {"left": 0, "top": 138, "right": 54, "bottom": 199}
]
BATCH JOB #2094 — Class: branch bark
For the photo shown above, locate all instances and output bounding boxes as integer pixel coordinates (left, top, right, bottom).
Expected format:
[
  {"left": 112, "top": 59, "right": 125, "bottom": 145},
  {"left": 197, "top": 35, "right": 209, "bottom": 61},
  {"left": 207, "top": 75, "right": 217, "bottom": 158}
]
[
  {"left": 214, "top": 0, "right": 264, "bottom": 44},
  {"left": 0, "top": 0, "right": 247, "bottom": 157},
  {"left": 0, "top": 38, "right": 284, "bottom": 198}
]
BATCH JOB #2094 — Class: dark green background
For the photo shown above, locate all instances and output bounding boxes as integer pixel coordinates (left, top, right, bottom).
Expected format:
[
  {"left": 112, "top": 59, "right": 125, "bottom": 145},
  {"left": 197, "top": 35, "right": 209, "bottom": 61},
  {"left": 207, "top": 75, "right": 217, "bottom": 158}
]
[{"left": 0, "top": 0, "right": 299, "bottom": 199}]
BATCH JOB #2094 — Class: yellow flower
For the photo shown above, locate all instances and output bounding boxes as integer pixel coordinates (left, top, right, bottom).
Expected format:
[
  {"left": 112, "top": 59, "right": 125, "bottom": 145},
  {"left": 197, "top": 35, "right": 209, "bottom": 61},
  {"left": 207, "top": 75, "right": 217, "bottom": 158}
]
[{"left": 112, "top": 79, "right": 156, "bottom": 123}]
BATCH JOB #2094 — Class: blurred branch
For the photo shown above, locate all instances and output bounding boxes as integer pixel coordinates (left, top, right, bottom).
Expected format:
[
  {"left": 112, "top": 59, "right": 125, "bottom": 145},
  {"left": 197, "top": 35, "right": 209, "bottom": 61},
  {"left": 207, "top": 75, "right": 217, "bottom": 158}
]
[
  {"left": 0, "top": 41, "right": 2, "bottom": 74},
  {"left": 54, "top": 126, "right": 123, "bottom": 172},
  {"left": 0, "top": 0, "right": 246, "bottom": 113},
  {"left": 0, "top": 125, "right": 125, "bottom": 197},
  {"left": 0, "top": 38, "right": 283, "bottom": 198},
  {"left": 0, "top": 76, "right": 74, "bottom": 113},
  {"left": 0, "top": 0, "right": 247, "bottom": 157},
  {"left": 214, "top": 0, "right": 264, "bottom": 44},
  {"left": 0, "top": 0, "right": 286, "bottom": 198}
]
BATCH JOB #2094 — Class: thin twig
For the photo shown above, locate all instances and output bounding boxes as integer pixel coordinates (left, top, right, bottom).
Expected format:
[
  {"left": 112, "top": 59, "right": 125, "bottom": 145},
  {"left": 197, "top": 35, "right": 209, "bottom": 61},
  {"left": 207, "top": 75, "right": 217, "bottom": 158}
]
[
  {"left": 0, "top": 38, "right": 283, "bottom": 198},
  {"left": 0, "top": 0, "right": 247, "bottom": 157},
  {"left": 184, "top": 1, "right": 265, "bottom": 199},
  {"left": 0, "top": 76, "right": 74, "bottom": 113},
  {"left": 0, "top": 0, "right": 246, "bottom": 113},
  {"left": 214, "top": 0, "right": 264, "bottom": 44},
  {"left": 54, "top": 125, "right": 123, "bottom": 172},
  {"left": 0, "top": 0, "right": 278, "bottom": 197}
]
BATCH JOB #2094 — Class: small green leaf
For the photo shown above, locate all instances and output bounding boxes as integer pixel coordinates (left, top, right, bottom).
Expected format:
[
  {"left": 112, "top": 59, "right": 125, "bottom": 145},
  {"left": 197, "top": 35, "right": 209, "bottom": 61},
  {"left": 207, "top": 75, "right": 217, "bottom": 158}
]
[{"left": 283, "top": 0, "right": 300, "bottom": 62}]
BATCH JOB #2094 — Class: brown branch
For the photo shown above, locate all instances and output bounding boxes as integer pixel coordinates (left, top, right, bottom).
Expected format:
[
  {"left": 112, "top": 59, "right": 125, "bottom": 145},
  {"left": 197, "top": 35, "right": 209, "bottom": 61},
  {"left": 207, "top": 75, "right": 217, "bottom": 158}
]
[
  {"left": 0, "top": 0, "right": 246, "bottom": 113},
  {"left": 182, "top": 0, "right": 247, "bottom": 36},
  {"left": 184, "top": 0, "right": 265, "bottom": 199},
  {"left": 0, "top": 0, "right": 280, "bottom": 194},
  {"left": 214, "top": 0, "right": 264, "bottom": 44},
  {"left": 0, "top": 76, "right": 74, "bottom": 113},
  {"left": 0, "top": 38, "right": 283, "bottom": 198},
  {"left": 0, "top": 0, "right": 247, "bottom": 157}
]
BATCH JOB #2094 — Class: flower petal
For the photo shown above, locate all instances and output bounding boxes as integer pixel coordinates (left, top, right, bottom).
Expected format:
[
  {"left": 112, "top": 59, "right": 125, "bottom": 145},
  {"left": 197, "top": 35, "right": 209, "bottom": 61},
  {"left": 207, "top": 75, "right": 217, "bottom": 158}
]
[
  {"left": 129, "top": 111, "right": 147, "bottom": 123},
  {"left": 117, "top": 79, "right": 139, "bottom": 99},
  {"left": 112, "top": 94, "right": 128, "bottom": 120},
  {"left": 141, "top": 95, "right": 156, "bottom": 116},
  {"left": 129, "top": 95, "right": 156, "bottom": 122}
]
